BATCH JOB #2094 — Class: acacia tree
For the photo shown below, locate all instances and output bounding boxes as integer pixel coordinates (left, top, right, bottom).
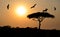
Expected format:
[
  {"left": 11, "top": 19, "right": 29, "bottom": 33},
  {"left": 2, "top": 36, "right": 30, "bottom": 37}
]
[{"left": 27, "top": 11, "right": 55, "bottom": 29}]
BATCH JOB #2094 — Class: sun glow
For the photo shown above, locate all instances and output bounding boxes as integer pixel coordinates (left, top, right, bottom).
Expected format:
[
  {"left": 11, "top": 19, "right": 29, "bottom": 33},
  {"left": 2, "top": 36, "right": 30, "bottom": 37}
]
[{"left": 16, "top": 6, "right": 27, "bottom": 16}]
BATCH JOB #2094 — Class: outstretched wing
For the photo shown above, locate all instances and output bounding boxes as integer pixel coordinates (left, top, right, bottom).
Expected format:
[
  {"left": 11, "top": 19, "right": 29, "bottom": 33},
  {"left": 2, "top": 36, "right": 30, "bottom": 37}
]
[
  {"left": 7, "top": 4, "right": 9, "bottom": 10},
  {"left": 31, "top": 4, "right": 36, "bottom": 9}
]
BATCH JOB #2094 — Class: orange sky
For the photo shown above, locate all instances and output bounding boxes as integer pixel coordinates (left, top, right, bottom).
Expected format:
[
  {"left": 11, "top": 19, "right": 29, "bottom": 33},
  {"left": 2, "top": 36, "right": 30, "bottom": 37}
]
[{"left": 0, "top": 0, "right": 60, "bottom": 30}]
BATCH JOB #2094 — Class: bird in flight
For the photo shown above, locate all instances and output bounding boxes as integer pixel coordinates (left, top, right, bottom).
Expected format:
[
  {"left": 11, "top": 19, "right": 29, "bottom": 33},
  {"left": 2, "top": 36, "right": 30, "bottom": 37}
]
[
  {"left": 54, "top": 7, "right": 56, "bottom": 10},
  {"left": 31, "top": 4, "right": 37, "bottom": 9},
  {"left": 7, "top": 4, "right": 9, "bottom": 10},
  {"left": 43, "top": 8, "right": 48, "bottom": 12}
]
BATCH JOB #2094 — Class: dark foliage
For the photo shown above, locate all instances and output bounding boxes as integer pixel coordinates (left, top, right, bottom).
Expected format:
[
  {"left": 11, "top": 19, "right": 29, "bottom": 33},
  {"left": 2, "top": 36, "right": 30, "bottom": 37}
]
[
  {"left": 27, "top": 12, "right": 55, "bottom": 29},
  {"left": 27, "top": 12, "right": 55, "bottom": 19},
  {"left": 27, "top": 12, "right": 41, "bottom": 18},
  {"left": 0, "top": 26, "right": 60, "bottom": 37}
]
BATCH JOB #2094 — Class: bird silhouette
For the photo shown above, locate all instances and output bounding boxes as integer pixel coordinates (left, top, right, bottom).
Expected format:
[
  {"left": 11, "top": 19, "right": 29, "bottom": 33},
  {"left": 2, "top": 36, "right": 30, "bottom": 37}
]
[
  {"left": 7, "top": 4, "right": 9, "bottom": 10},
  {"left": 54, "top": 7, "right": 56, "bottom": 10},
  {"left": 31, "top": 4, "right": 36, "bottom": 9},
  {"left": 43, "top": 8, "right": 48, "bottom": 12}
]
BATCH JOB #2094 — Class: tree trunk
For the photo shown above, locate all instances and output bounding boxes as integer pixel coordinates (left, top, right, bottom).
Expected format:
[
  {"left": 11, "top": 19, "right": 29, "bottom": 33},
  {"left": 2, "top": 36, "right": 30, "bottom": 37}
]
[
  {"left": 38, "top": 17, "right": 44, "bottom": 29},
  {"left": 39, "top": 20, "right": 41, "bottom": 29}
]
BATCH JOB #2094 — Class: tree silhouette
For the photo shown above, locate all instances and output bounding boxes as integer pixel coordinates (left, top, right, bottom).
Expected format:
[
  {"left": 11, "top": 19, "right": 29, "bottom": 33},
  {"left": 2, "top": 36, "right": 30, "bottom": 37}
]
[{"left": 27, "top": 11, "right": 55, "bottom": 29}]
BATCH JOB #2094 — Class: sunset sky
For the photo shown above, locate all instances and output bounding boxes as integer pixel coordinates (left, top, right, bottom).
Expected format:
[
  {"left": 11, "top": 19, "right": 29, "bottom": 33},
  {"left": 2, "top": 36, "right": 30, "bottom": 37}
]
[{"left": 0, "top": 0, "right": 60, "bottom": 30}]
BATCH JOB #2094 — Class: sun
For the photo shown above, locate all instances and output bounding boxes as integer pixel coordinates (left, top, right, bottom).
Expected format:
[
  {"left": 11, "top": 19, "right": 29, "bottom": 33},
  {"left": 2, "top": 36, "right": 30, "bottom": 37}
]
[{"left": 16, "top": 6, "right": 27, "bottom": 16}]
